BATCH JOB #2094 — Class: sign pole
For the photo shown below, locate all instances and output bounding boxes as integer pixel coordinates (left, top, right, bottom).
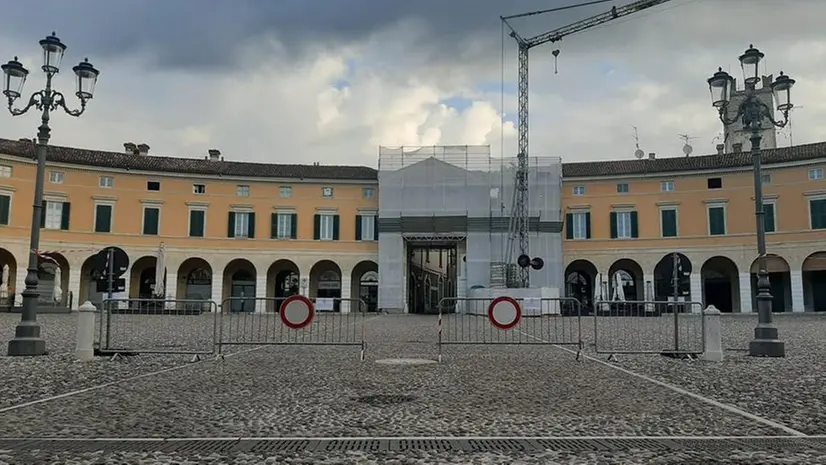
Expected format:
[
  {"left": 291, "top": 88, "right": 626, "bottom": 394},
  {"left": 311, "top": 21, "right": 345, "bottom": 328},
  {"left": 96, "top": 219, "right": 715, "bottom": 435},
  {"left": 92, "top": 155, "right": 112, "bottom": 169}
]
[
  {"left": 672, "top": 252, "right": 679, "bottom": 352},
  {"left": 105, "top": 247, "right": 114, "bottom": 350}
]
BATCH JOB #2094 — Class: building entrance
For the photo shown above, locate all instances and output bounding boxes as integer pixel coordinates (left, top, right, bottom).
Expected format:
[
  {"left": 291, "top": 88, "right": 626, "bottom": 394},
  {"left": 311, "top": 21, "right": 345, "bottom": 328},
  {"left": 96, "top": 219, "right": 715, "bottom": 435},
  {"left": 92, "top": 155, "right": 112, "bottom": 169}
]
[{"left": 407, "top": 243, "right": 458, "bottom": 314}]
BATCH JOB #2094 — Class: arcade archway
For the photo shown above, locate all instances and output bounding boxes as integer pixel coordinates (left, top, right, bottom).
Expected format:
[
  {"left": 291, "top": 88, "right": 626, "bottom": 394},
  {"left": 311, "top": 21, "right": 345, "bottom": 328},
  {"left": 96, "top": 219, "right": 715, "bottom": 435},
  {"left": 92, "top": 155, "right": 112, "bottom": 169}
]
[
  {"left": 564, "top": 259, "right": 598, "bottom": 311},
  {"left": 750, "top": 254, "right": 792, "bottom": 313},
  {"left": 802, "top": 252, "right": 826, "bottom": 312},
  {"left": 701, "top": 256, "right": 740, "bottom": 313},
  {"left": 608, "top": 259, "right": 644, "bottom": 301},
  {"left": 653, "top": 253, "right": 692, "bottom": 302}
]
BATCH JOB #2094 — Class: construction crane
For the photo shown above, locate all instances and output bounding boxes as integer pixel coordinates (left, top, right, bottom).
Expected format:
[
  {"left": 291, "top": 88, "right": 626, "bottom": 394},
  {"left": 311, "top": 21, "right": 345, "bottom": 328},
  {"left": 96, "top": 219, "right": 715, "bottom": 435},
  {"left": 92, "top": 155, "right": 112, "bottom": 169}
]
[{"left": 501, "top": 0, "right": 674, "bottom": 287}]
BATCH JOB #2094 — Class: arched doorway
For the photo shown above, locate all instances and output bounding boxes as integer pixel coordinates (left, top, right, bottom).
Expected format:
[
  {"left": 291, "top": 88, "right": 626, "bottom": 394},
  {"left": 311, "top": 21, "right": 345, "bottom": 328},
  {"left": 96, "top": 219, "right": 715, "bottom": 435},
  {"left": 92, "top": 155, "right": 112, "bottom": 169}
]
[
  {"left": 351, "top": 260, "right": 378, "bottom": 313},
  {"left": 750, "top": 254, "right": 792, "bottom": 313},
  {"left": 0, "top": 248, "right": 18, "bottom": 306},
  {"left": 701, "top": 256, "right": 740, "bottom": 313},
  {"left": 564, "top": 259, "right": 598, "bottom": 313},
  {"left": 129, "top": 256, "right": 166, "bottom": 299},
  {"left": 653, "top": 253, "right": 692, "bottom": 302},
  {"left": 608, "top": 259, "right": 644, "bottom": 301},
  {"left": 267, "top": 260, "right": 300, "bottom": 312},
  {"left": 177, "top": 258, "right": 213, "bottom": 301},
  {"left": 223, "top": 258, "right": 256, "bottom": 313},
  {"left": 36, "top": 252, "right": 70, "bottom": 307},
  {"left": 802, "top": 252, "right": 826, "bottom": 312},
  {"left": 310, "top": 260, "right": 342, "bottom": 312}
]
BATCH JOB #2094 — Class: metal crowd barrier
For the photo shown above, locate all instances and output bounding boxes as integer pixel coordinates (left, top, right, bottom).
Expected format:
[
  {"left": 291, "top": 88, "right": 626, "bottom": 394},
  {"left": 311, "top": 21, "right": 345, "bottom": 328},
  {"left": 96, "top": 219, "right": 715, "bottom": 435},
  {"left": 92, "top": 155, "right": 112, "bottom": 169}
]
[
  {"left": 97, "top": 298, "right": 219, "bottom": 357},
  {"left": 592, "top": 300, "right": 705, "bottom": 356},
  {"left": 437, "top": 296, "right": 583, "bottom": 362},
  {"left": 216, "top": 296, "right": 367, "bottom": 360}
]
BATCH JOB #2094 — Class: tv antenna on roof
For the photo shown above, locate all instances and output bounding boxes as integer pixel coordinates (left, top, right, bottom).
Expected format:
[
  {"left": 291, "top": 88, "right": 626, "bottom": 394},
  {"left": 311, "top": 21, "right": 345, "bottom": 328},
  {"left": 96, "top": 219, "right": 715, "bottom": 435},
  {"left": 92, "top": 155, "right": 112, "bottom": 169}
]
[
  {"left": 679, "top": 133, "right": 696, "bottom": 157},
  {"left": 632, "top": 126, "right": 644, "bottom": 159}
]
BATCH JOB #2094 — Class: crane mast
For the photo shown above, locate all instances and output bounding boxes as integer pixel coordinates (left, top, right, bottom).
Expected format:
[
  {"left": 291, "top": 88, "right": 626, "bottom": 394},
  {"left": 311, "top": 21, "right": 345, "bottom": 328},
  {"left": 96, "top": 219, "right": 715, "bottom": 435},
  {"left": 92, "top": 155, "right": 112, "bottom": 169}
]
[{"left": 501, "top": 0, "right": 673, "bottom": 288}]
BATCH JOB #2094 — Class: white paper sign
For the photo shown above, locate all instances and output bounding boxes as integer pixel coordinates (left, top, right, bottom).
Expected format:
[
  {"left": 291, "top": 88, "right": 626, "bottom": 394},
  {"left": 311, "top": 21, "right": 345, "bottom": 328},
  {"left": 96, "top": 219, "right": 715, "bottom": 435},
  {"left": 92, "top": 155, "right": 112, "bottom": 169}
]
[
  {"left": 522, "top": 298, "right": 541, "bottom": 311},
  {"left": 316, "top": 298, "right": 335, "bottom": 312}
]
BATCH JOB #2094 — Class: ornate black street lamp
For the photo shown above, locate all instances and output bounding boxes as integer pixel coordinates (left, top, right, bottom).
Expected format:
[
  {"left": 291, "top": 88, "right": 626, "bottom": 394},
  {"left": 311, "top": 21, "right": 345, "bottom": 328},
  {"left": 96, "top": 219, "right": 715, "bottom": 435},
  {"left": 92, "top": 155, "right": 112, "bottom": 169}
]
[
  {"left": 707, "top": 45, "right": 794, "bottom": 357},
  {"left": 2, "top": 33, "right": 100, "bottom": 356}
]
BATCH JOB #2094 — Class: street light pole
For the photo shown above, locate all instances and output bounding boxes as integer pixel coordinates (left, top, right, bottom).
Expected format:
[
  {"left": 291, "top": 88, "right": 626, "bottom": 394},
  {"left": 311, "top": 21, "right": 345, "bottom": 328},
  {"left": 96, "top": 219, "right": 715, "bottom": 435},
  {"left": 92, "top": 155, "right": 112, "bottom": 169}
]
[
  {"left": 707, "top": 45, "right": 794, "bottom": 358},
  {"left": 2, "top": 33, "right": 100, "bottom": 356}
]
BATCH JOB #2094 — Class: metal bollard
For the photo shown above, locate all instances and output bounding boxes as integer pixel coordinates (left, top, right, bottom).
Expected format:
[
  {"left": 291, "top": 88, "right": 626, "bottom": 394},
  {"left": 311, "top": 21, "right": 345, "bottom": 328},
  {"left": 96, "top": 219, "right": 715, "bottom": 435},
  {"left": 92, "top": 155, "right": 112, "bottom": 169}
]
[
  {"left": 75, "top": 301, "right": 97, "bottom": 361},
  {"left": 702, "top": 305, "right": 723, "bottom": 362}
]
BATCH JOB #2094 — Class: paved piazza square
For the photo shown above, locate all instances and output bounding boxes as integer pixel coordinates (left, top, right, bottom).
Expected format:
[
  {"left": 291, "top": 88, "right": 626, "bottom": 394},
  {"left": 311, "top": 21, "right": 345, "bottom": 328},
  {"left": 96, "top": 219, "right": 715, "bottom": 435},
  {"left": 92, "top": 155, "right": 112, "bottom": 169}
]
[{"left": 0, "top": 313, "right": 825, "bottom": 464}]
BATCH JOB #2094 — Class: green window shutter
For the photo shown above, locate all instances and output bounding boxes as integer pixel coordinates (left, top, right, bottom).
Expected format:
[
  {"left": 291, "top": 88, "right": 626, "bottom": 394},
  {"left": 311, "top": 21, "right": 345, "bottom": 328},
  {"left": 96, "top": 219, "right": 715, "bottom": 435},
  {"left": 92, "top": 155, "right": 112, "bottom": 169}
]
[
  {"left": 248, "top": 212, "right": 256, "bottom": 239},
  {"left": 189, "top": 210, "right": 205, "bottom": 237},
  {"left": 585, "top": 212, "right": 592, "bottom": 239},
  {"left": 143, "top": 208, "right": 159, "bottom": 235},
  {"left": 95, "top": 204, "right": 112, "bottom": 233},
  {"left": 40, "top": 200, "right": 46, "bottom": 228},
  {"left": 763, "top": 203, "right": 775, "bottom": 233},
  {"left": 270, "top": 213, "right": 278, "bottom": 239},
  {"left": 313, "top": 214, "right": 321, "bottom": 240},
  {"left": 355, "top": 214, "right": 363, "bottom": 240},
  {"left": 609, "top": 212, "right": 618, "bottom": 239},
  {"left": 373, "top": 217, "right": 379, "bottom": 240},
  {"left": 60, "top": 202, "right": 71, "bottom": 230},
  {"left": 565, "top": 213, "right": 573, "bottom": 239},
  {"left": 630, "top": 211, "right": 638, "bottom": 238},
  {"left": 332, "top": 215, "right": 340, "bottom": 240},
  {"left": 709, "top": 207, "right": 725, "bottom": 235},
  {"left": 661, "top": 209, "right": 677, "bottom": 237},
  {"left": 290, "top": 213, "right": 298, "bottom": 239},
  {"left": 811, "top": 199, "right": 826, "bottom": 229},
  {"left": 0, "top": 195, "right": 10, "bottom": 225},
  {"left": 227, "top": 211, "right": 236, "bottom": 238}
]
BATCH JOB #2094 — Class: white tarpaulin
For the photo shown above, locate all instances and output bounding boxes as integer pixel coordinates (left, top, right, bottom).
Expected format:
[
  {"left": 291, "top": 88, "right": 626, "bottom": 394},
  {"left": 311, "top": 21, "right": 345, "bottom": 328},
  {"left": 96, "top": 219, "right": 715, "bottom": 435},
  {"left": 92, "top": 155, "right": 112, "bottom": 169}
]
[
  {"left": 0, "top": 263, "right": 8, "bottom": 299},
  {"left": 52, "top": 266, "right": 63, "bottom": 302},
  {"left": 154, "top": 243, "right": 166, "bottom": 297}
]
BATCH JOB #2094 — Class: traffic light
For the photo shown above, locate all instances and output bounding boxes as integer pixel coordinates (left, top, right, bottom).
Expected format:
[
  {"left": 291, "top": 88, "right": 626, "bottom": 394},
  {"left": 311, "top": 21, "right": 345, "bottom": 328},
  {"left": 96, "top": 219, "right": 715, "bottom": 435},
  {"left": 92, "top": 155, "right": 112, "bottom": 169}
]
[{"left": 517, "top": 254, "right": 544, "bottom": 270}]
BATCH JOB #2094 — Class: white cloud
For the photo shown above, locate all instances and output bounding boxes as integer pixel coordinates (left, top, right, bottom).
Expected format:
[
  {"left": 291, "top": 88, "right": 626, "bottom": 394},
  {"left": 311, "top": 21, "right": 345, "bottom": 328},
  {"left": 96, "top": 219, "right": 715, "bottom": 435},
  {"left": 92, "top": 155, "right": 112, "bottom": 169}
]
[{"left": 0, "top": 0, "right": 824, "bottom": 168}]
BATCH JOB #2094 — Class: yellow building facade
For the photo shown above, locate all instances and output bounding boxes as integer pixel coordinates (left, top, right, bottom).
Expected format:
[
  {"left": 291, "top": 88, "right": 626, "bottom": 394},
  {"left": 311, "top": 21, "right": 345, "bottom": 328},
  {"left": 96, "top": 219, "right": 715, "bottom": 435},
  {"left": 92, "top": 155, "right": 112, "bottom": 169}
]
[
  {"left": 0, "top": 137, "right": 824, "bottom": 313},
  {"left": 561, "top": 142, "right": 826, "bottom": 313}
]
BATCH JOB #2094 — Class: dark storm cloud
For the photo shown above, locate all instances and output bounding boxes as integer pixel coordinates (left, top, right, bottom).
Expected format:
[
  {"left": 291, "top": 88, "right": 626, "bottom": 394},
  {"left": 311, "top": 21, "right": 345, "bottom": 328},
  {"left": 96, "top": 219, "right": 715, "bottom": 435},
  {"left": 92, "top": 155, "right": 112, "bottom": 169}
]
[{"left": 1, "top": 0, "right": 630, "bottom": 69}]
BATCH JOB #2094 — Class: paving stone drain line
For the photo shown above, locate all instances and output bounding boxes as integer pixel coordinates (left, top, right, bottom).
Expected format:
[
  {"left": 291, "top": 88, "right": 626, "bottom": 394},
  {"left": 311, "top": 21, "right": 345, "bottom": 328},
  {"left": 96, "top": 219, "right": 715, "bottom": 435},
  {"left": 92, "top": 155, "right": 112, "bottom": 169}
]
[{"left": 1, "top": 437, "right": 825, "bottom": 454}]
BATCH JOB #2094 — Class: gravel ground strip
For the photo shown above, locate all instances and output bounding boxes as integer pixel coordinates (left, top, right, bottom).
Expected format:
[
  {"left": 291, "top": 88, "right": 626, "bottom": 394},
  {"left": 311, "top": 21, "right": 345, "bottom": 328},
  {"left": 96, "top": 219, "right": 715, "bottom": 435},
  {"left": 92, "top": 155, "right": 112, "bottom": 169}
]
[{"left": 0, "top": 314, "right": 790, "bottom": 439}]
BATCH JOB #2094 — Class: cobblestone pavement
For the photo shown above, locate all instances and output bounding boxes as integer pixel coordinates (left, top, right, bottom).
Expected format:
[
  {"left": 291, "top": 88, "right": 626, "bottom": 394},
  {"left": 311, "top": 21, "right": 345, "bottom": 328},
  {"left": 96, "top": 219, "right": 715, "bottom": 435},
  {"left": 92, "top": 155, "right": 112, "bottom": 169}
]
[
  {"left": 579, "top": 314, "right": 826, "bottom": 435},
  {"left": 2, "top": 448, "right": 825, "bottom": 464},
  {"left": 0, "top": 314, "right": 790, "bottom": 439}
]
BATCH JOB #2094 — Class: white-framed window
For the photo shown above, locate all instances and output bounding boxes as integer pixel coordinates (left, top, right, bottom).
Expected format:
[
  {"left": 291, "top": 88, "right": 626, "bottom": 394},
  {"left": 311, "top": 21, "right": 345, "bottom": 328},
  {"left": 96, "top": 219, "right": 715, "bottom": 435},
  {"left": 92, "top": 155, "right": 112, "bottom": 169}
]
[
  {"left": 193, "top": 183, "right": 206, "bottom": 195},
  {"left": 761, "top": 174, "right": 772, "bottom": 184},
  {"left": 276, "top": 213, "right": 292, "bottom": 239},
  {"left": 571, "top": 212, "right": 588, "bottom": 239},
  {"left": 572, "top": 185, "right": 586, "bottom": 196},
  {"left": 322, "top": 187, "right": 334, "bottom": 198},
  {"left": 616, "top": 183, "right": 629, "bottom": 193},
  {"left": 661, "top": 181, "right": 675, "bottom": 192},
  {"left": 808, "top": 195, "right": 826, "bottom": 230},
  {"left": 763, "top": 200, "right": 777, "bottom": 234},
  {"left": 615, "top": 211, "right": 633, "bottom": 239},
  {"left": 279, "top": 186, "right": 292, "bottom": 198},
  {"left": 49, "top": 171, "right": 64, "bottom": 184},
  {"left": 93, "top": 202, "right": 114, "bottom": 233},
  {"left": 188, "top": 207, "right": 207, "bottom": 237},
  {"left": 236, "top": 185, "right": 250, "bottom": 197},
  {"left": 99, "top": 176, "right": 114, "bottom": 188},
  {"left": 44, "top": 201, "right": 63, "bottom": 229},
  {"left": 147, "top": 180, "right": 161, "bottom": 191},
  {"left": 234, "top": 211, "right": 251, "bottom": 238},
  {"left": 809, "top": 168, "right": 824, "bottom": 181},
  {"left": 660, "top": 207, "right": 678, "bottom": 238},
  {"left": 360, "top": 214, "right": 376, "bottom": 241},
  {"left": 0, "top": 192, "right": 11, "bottom": 225},
  {"left": 0, "top": 165, "right": 13, "bottom": 178},
  {"left": 142, "top": 206, "right": 161, "bottom": 235},
  {"left": 363, "top": 187, "right": 376, "bottom": 200},
  {"left": 707, "top": 204, "right": 727, "bottom": 236},
  {"left": 319, "top": 214, "right": 335, "bottom": 240}
]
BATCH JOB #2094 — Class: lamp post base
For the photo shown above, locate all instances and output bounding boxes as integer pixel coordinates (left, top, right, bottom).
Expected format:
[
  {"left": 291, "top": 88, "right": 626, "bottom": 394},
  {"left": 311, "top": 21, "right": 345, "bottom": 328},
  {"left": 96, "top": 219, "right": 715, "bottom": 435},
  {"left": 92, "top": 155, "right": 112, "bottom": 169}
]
[
  {"left": 748, "top": 326, "right": 785, "bottom": 357},
  {"left": 7, "top": 321, "right": 48, "bottom": 356}
]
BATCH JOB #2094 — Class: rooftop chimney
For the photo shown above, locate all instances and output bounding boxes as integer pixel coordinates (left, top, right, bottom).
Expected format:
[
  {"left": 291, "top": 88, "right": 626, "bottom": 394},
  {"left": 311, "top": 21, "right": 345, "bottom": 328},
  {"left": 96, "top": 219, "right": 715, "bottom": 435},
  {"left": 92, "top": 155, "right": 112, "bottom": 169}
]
[
  {"left": 124, "top": 142, "right": 137, "bottom": 154},
  {"left": 648, "top": 152, "right": 656, "bottom": 160},
  {"left": 208, "top": 149, "right": 221, "bottom": 161},
  {"left": 732, "top": 143, "right": 743, "bottom": 153},
  {"left": 136, "top": 143, "right": 150, "bottom": 155},
  {"left": 716, "top": 144, "right": 725, "bottom": 155}
]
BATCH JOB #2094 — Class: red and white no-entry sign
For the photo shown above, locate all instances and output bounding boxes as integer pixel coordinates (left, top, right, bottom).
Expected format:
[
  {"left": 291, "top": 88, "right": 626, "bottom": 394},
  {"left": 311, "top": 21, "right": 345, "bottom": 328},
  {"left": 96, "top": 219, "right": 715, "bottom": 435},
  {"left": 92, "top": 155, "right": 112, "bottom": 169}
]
[
  {"left": 279, "top": 295, "right": 315, "bottom": 330},
  {"left": 488, "top": 296, "right": 522, "bottom": 330}
]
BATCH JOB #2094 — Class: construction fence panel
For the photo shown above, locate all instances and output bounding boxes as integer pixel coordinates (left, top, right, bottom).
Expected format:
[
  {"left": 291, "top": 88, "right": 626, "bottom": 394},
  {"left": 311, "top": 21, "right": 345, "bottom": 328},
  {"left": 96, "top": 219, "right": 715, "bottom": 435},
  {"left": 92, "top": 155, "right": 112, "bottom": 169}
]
[
  {"left": 216, "top": 297, "right": 367, "bottom": 358},
  {"left": 593, "top": 300, "right": 705, "bottom": 355},
  {"left": 437, "top": 297, "right": 583, "bottom": 360},
  {"left": 98, "top": 299, "right": 219, "bottom": 356}
]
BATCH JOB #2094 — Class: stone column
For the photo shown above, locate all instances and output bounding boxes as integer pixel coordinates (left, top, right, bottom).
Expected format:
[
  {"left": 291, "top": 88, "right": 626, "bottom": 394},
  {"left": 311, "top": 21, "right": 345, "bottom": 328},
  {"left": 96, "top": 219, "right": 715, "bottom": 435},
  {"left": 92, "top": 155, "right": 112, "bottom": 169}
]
[
  {"left": 210, "top": 272, "right": 224, "bottom": 313},
  {"left": 739, "top": 272, "right": 753, "bottom": 313},
  {"left": 690, "top": 273, "right": 703, "bottom": 313},
  {"left": 790, "top": 270, "right": 805, "bottom": 313},
  {"left": 642, "top": 273, "right": 654, "bottom": 300},
  {"left": 299, "top": 275, "right": 310, "bottom": 297},
  {"left": 255, "top": 273, "right": 267, "bottom": 313},
  {"left": 340, "top": 275, "right": 352, "bottom": 313},
  {"left": 68, "top": 268, "right": 81, "bottom": 309},
  {"left": 164, "top": 273, "right": 178, "bottom": 308}
]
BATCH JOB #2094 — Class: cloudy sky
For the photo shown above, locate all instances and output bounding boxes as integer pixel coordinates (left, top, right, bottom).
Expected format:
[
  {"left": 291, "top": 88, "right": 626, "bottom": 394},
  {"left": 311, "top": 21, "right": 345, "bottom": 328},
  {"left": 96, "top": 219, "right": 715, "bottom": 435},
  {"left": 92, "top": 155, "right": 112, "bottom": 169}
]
[{"left": 0, "top": 0, "right": 823, "bottom": 168}]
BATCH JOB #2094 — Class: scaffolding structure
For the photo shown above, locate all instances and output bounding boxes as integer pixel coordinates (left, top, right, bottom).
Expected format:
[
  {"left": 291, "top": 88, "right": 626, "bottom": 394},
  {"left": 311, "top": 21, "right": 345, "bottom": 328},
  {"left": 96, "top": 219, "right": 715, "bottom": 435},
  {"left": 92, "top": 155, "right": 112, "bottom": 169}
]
[{"left": 377, "top": 145, "right": 563, "bottom": 310}]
